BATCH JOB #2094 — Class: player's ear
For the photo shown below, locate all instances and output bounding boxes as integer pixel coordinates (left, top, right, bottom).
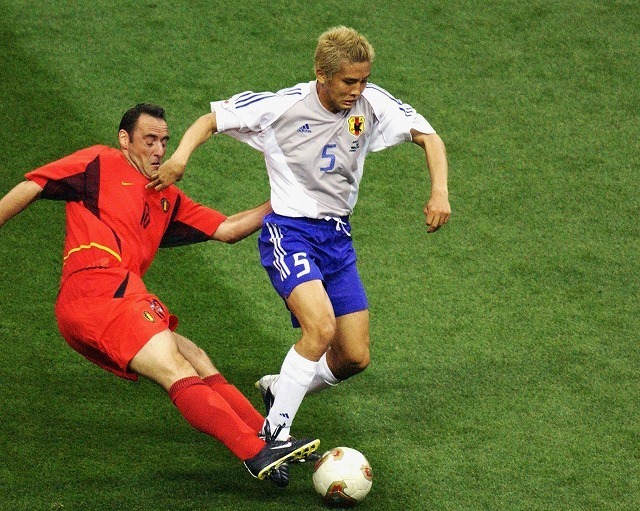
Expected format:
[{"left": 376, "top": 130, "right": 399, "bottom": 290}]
[
  {"left": 315, "top": 68, "right": 326, "bottom": 84},
  {"left": 118, "top": 129, "right": 130, "bottom": 150}
]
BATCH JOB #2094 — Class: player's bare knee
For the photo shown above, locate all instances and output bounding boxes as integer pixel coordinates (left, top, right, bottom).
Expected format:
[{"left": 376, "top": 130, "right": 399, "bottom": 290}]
[
  {"left": 356, "top": 347, "right": 370, "bottom": 371},
  {"left": 190, "top": 345, "right": 209, "bottom": 364},
  {"left": 300, "top": 318, "right": 336, "bottom": 357},
  {"left": 319, "top": 318, "right": 337, "bottom": 345},
  {"left": 341, "top": 343, "right": 370, "bottom": 376},
  {"left": 348, "top": 347, "right": 370, "bottom": 373}
]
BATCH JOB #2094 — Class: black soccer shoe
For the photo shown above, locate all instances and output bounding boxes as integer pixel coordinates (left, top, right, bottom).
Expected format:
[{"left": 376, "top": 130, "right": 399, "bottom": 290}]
[
  {"left": 260, "top": 421, "right": 322, "bottom": 465},
  {"left": 244, "top": 437, "right": 320, "bottom": 480},
  {"left": 267, "top": 462, "right": 290, "bottom": 488},
  {"left": 260, "top": 422, "right": 291, "bottom": 487},
  {"left": 255, "top": 374, "right": 278, "bottom": 416},
  {"left": 294, "top": 451, "right": 322, "bottom": 464},
  {"left": 259, "top": 419, "right": 284, "bottom": 442}
]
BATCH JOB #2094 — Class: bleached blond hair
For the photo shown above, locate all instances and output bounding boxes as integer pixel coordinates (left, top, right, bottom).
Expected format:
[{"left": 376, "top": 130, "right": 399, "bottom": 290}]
[{"left": 314, "top": 26, "right": 375, "bottom": 78}]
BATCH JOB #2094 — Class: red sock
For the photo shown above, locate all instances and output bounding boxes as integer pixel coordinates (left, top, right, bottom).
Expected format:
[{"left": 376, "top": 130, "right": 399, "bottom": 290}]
[
  {"left": 203, "top": 374, "right": 265, "bottom": 434},
  {"left": 169, "top": 376, "right": 265, "bottom": 460}
]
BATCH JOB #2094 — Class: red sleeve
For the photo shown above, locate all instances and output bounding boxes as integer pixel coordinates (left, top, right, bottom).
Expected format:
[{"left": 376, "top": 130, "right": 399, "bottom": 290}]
[
  {"left": 160, "top": 188, "right": 227, "bottom": 247},
  {"left": 25, "top": 146, "right": 107, "bottom": 201}
]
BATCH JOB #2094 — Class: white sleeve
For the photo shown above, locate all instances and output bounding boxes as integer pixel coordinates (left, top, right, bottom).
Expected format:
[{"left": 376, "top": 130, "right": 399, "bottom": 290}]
[
  {"left": 363, "top": 85, "right": 435, "bottom": 153},
  {"left": 211, "top": 98, "right": 242, "bottom": 132},
  {"left": 211, "top": 84, "right": 310, "bottom": 134}
]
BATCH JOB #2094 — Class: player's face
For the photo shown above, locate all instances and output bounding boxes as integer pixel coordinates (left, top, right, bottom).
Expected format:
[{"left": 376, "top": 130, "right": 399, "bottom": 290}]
[
  {"left": 316, "top": 60, "right": 371, "bottom": 113},
  {"left": 120, "top": 113, "right": 169, "bottom": 178}
]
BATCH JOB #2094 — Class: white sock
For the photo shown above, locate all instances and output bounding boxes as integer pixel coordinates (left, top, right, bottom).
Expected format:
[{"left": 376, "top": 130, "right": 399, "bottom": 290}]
[
  {"left": 307, "top": 352, "right": 340, "bottom": 394},
  {"left": 266, "top": 345, "right": 317, "bottom": 440}
]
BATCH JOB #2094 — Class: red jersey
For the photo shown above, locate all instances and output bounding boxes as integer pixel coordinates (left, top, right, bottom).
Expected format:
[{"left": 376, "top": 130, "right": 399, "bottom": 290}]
[{"left": 26, "top": 145, "right": 226, "bottom": 285}]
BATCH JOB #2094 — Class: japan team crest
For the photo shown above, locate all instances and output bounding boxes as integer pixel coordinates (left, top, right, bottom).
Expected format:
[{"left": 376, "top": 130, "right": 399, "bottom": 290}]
[{"left": 348, "top": 116, "right": 366, "bottom": 137}]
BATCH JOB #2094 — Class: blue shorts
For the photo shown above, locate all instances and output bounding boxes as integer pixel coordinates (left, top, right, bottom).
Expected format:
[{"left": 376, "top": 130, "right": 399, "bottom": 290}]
[{"left": 258, "top": 213, "right": 368, "bottom": 327}]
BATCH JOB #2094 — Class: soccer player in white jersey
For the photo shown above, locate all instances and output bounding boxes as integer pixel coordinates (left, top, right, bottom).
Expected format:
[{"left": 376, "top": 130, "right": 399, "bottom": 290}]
[{"left": 148, "top": 26, "right": 451, "bottom": 444}]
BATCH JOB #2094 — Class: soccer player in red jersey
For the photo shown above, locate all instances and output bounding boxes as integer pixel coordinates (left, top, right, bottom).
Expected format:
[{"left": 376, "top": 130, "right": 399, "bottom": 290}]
[{"left": 0, "top": 104, "right": 318, "bottom": 486}]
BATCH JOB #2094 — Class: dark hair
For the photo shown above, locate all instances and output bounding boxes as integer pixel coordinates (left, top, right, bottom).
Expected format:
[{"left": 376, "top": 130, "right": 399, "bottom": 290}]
[{"left": 118, "top": 103, "right": 166, "bottom": 137}]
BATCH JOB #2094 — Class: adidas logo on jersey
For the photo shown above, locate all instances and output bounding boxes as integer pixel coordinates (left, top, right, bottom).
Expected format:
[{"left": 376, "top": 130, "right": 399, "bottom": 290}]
[{"left": 297, "top": 123, "right": 311, "bottom": 133}]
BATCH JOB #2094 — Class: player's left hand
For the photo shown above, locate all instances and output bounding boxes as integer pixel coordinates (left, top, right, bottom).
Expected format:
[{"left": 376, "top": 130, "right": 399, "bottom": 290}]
[
  {"left": 423, "top": 193, "right": 451, "bottom": 233},
  {"left": 146, "top": 159, "right": 185, "bottom": 191}
]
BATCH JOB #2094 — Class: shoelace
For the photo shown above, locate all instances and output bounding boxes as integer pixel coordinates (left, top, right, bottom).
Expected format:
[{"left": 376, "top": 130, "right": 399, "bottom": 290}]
[{"left": 261, "top": 420, "right": 286, "bottom": 443}]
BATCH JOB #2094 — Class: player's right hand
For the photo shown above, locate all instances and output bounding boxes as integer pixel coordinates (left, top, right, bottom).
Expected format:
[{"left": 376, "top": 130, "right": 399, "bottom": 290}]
[
  {"left": 147, "top": 159, "right": 184, "bottom": 191},
  {"left": 423, "top": 192, "right": 451, "bottom": 233}
]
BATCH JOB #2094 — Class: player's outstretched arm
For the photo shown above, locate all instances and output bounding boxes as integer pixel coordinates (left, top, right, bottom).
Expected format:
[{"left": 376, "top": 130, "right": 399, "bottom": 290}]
[
  {"left": 411, "top": 131, "right": 451, "bottom": 233},
  {"left": 0, "top": 180, "right": 43, "bottom": 228},
  {"left": 147, "top": 112, "right": 219, "bottom": 192},
  {"left": 212, "top": 200, "right": 272, "bottom": 244}
]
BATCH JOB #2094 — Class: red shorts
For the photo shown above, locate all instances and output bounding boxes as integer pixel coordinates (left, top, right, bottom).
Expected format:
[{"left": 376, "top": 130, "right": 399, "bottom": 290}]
[{"left": 55, "top": 268, "right": 178, "bottom": 380}]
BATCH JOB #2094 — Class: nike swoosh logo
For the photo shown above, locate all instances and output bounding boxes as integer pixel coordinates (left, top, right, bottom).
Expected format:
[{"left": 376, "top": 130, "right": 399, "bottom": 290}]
[
  {"left": 121, "top": 181, "right": 134, "bottom": 186},
  {"left": 271, "top": 443, "right": 293, "bottom": 450}
]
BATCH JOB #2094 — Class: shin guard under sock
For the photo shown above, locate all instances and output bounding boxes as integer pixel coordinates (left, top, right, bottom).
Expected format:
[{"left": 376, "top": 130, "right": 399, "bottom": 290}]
[
  {"left": 169, "top": 376, "right": 264, "bottom": 460},
  {"left": 203, "top": 373, "right": 264, "bottom": 434}
]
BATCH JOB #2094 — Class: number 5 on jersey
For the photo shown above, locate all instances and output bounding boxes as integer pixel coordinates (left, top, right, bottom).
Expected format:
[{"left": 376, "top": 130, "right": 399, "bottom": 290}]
[
  {"left": 320, "top": 144, "right": 337, "bottom": 172},
  {"left": 293, "top": 252, "right": 311, "bottom": 277}
]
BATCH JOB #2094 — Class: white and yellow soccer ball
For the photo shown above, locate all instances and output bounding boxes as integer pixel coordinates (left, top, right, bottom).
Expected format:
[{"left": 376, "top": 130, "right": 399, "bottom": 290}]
[{"left": 312, "top": 447, "right": 373, "bottom": 507}]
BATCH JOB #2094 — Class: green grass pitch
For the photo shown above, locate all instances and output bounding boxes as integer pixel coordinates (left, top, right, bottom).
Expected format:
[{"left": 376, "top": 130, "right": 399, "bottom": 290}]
[{"left": 0, "top": 1, "right": 638, "bottom": 510}]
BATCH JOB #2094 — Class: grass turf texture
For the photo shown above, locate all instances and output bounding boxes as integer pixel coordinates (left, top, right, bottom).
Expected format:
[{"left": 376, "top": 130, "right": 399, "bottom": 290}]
[{"left": 1, "top": 1, "right": 638, "bottom": 510}]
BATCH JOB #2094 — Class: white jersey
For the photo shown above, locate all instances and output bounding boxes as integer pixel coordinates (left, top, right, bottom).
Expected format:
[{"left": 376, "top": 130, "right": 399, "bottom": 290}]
[{"left": 212, "top": 80, "right": 435, "bottom": 218}]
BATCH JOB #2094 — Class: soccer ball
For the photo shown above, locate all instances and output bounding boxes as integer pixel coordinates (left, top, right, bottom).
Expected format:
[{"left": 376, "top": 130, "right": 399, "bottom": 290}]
[{"left": 312, "top": 447, "right": 373, "bottom": 507}]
